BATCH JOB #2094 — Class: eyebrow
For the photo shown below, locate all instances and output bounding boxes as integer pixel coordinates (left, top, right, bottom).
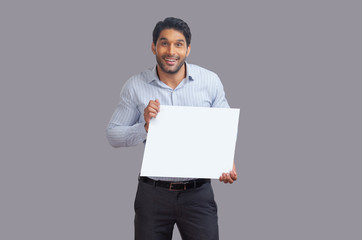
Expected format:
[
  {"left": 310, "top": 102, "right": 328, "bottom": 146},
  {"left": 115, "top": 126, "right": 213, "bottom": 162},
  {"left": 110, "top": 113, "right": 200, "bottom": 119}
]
[{"left": 159, "top": 37, "right": 185, "bottom": 42}]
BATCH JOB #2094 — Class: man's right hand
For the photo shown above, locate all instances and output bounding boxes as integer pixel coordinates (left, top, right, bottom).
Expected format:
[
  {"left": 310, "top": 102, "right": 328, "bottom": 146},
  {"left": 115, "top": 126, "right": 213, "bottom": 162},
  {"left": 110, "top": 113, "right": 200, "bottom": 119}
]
[{"left": 144, "top": 99, "right": 160, "bottom": 132}]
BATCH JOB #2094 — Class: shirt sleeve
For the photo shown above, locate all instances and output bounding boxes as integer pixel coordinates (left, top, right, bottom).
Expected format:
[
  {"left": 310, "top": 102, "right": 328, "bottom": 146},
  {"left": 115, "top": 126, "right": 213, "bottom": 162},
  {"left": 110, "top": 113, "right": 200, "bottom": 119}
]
[
  {"left": 106, "top": 80, "right": 147, "bottom": 147},
  {"left": 211, "top": 74, "right": 230, "bottom": 108}
]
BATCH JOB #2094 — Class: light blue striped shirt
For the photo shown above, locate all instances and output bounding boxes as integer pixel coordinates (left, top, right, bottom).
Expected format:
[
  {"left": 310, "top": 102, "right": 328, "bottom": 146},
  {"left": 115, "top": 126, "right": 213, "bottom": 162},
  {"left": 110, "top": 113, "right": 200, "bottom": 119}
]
[{"left": 106, "top": 62, "right": 229, "bottom": 181}]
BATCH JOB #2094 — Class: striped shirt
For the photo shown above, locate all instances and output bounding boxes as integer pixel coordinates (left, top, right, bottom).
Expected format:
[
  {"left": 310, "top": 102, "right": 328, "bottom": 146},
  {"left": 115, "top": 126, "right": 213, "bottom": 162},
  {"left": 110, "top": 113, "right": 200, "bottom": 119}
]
[{"left": 106, "top": 62, "right": 229, "bottom": 181}]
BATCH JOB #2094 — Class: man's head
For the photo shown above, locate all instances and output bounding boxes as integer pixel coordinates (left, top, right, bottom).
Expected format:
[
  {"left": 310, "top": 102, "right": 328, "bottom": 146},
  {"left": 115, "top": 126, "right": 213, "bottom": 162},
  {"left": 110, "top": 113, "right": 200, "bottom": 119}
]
[
  {"left": 152, "top": 17, "right": 191, "bottom": 48},
  {"left": 152, "top": 17, "right": 191, "bottom": 75}
]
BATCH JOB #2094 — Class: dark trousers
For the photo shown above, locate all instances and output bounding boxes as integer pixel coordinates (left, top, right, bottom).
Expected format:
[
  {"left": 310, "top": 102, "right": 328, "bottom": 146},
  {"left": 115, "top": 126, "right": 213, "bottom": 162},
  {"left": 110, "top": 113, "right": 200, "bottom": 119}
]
[{"left": 134, "top": 179, "right": 219, "bottom": 240}]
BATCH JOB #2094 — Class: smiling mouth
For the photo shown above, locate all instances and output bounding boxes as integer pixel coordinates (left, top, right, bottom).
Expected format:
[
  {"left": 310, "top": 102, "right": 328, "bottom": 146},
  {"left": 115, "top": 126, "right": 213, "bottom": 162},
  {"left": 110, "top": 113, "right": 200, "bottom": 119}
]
[{"left": 164, "top": 57, "right": 178, "bottom": 65}]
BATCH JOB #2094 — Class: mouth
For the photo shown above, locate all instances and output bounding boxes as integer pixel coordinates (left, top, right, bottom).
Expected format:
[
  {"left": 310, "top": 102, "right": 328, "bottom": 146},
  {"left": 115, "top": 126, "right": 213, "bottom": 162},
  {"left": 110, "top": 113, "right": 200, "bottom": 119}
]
[{"left": 163, "top": 57, "right": 178, "bottom": 65}]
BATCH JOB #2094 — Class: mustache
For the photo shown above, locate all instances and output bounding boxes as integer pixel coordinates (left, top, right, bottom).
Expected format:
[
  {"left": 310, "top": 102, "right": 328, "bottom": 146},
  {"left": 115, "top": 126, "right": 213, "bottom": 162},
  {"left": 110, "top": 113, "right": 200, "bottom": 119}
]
[{"left": 162, "top": 55, "right": 180, "bottom": 59}]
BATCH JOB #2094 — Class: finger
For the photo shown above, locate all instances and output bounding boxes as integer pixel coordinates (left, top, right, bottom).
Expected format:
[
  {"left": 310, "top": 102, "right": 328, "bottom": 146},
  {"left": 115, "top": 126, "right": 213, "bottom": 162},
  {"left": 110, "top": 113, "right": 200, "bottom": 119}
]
[
  {"left": 227, "top": 174, "right": 234, "bottom": 184},
  {"left": 227, "top": 172, "right": 236, "bottom": 184},
  {"left": 146, "top": 107, "right": 158, "bottom": 116},
  {"left": 149, "top": 112, "right": 157, "bottom": 118},
  {"left": 220, "top": 173, "right": 225, "bottom": 182},
  {"left": 148, "top": 101, "right": 159, "bottom": 109},
  {"left": 228, "top": 175, "right": 234, "bottom": 184},
  {"left": 230, "top": 171, "right": 237, "bottom": 181},
  {"left": 220, "top": 173, "right": 227, "bottom": 183},
  {"left": 223, "top": 173, "right": 229, "bottom": 184},
  {"left": 148, "top": 103, "right": 160, "bottom": 112},
  {"left": 149, "top": 99, "right": 160, "bottom": 107},
  {"left": 147, "top": 113, "right": 158, "bottom": 121},
  {"left": 145, "top": 105, "right": 159, "bottom": 116},
  {"left": 144, "top": 112, "right": 158, "bottom": 123}
]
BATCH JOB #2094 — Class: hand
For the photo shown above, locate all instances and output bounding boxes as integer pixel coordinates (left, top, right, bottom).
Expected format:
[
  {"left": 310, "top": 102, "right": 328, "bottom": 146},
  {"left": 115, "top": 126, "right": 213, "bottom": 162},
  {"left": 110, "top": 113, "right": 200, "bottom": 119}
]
[
  {"left": 219, "top": 162, "right": 237, "bottom": 184},
  {"left": 144, "top": 99, "right": 160, "bottom": 132}
]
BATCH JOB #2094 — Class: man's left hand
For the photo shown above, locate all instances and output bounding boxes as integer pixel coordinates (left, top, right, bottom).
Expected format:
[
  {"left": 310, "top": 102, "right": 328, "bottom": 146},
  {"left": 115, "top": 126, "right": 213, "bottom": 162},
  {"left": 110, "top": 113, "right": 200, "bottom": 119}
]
[{"left": 219, "top": 162, "right": 237, "bottom": 184}]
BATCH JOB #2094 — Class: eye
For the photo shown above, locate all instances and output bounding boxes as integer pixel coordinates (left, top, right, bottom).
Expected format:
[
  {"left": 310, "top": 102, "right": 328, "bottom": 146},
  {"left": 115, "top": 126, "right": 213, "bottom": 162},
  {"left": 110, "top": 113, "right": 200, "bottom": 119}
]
[
  {"left": 161, "top": 42, "right": 168, "bottom": 46},
  {"left": 176, "top": 43, "right": 183, "bottom": 47}
]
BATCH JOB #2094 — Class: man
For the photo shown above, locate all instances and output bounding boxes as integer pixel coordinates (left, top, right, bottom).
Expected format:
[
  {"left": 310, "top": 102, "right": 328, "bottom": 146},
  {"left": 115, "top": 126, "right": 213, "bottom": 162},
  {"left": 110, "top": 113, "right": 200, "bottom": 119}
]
[{"left": 107, "top": 17, "right": 237, "bottom": 240}]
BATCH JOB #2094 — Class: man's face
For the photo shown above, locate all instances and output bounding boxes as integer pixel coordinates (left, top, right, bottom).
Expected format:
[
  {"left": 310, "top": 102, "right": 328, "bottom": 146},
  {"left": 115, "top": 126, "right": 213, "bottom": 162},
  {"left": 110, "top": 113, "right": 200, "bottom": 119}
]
[{"left": 152, "top": 28, "right": 191, "bottom": 74}]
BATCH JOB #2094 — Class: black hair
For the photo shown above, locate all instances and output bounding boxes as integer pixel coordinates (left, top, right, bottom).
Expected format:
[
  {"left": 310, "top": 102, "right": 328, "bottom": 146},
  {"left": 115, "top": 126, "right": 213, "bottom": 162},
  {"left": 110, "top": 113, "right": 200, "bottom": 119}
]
[{"left": 152, "top": 17, "right": 191, "bottom": 47}]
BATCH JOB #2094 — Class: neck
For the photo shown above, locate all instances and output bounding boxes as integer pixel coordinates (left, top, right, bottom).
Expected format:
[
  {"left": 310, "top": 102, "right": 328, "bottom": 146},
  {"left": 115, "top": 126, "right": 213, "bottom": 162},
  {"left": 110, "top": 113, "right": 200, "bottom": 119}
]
[{"left": 157, "top": 63, "right": 186, "bottom": 89}]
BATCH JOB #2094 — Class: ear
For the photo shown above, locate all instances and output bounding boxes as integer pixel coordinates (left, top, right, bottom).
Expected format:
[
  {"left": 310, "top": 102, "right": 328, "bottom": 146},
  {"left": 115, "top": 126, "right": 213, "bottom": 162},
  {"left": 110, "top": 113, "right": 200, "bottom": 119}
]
[
  {"left": 186, "top": 44, "right": 191, "bottom": 57},
  {"left": 152, "top": 42, "right": 156, "bottom": 55}
]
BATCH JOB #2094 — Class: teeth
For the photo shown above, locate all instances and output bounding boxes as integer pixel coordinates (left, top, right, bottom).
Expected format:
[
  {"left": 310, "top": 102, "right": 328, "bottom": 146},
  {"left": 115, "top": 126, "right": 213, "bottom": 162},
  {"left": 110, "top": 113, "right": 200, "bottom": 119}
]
[{"left": 165, "top": 58, "right": 176, "bottom": 62}]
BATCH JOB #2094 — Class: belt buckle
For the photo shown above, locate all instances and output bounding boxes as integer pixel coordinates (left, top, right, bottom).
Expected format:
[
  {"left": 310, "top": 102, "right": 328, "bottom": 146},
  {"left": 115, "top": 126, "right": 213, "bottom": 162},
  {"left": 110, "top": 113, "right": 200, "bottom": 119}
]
[{"left": 169, "top": 182, "right": 187, "bottom": 191}]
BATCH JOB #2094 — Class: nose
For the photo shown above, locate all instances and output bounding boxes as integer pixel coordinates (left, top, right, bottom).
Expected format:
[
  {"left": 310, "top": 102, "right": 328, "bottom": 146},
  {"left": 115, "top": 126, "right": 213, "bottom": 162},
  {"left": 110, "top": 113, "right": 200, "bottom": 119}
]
[{"left": 167, "top": 44, "right": 175, "bottom": 55}]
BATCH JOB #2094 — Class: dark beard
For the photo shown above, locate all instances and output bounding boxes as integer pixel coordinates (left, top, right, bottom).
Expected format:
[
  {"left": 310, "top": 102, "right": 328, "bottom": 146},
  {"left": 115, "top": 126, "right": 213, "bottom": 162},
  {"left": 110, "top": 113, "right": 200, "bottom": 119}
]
[{"left": 156, "top": 56, "right": 186, "bottom": 74}]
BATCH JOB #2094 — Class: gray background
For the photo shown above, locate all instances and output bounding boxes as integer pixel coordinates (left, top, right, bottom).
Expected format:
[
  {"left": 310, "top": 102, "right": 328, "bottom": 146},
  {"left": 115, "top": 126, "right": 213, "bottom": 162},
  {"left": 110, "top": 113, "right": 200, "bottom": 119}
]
[{"left": 1, "top": 0, "right": 361, "bottom": 239}]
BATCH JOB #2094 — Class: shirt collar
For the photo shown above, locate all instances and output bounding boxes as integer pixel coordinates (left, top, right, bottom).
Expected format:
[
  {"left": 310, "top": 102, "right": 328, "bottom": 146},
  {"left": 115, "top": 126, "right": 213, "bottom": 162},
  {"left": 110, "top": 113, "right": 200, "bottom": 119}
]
[{"left": 147, "top": 62, "right": 194, "bottom": 84}]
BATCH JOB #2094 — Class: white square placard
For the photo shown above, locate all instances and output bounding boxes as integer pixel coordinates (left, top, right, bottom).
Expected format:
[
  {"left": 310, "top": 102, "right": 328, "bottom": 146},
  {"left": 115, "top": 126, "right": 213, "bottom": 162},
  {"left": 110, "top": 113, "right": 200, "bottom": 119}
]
[{"left": 140, "top": 105, "right": 240, "bottom": 179}]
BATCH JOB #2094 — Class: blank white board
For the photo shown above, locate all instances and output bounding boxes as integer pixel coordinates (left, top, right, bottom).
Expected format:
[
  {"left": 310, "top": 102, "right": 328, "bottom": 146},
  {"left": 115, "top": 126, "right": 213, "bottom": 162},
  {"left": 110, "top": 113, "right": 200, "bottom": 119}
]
[{"left": 141, "top": 105, "right": 240, "bottom": 179}]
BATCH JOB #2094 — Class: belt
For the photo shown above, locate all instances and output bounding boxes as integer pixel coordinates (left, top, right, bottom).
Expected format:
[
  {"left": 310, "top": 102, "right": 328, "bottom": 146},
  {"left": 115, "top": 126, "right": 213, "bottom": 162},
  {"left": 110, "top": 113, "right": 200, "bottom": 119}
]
[{"left": 139, "top": 176, "right": 210, "bottom": 191}]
